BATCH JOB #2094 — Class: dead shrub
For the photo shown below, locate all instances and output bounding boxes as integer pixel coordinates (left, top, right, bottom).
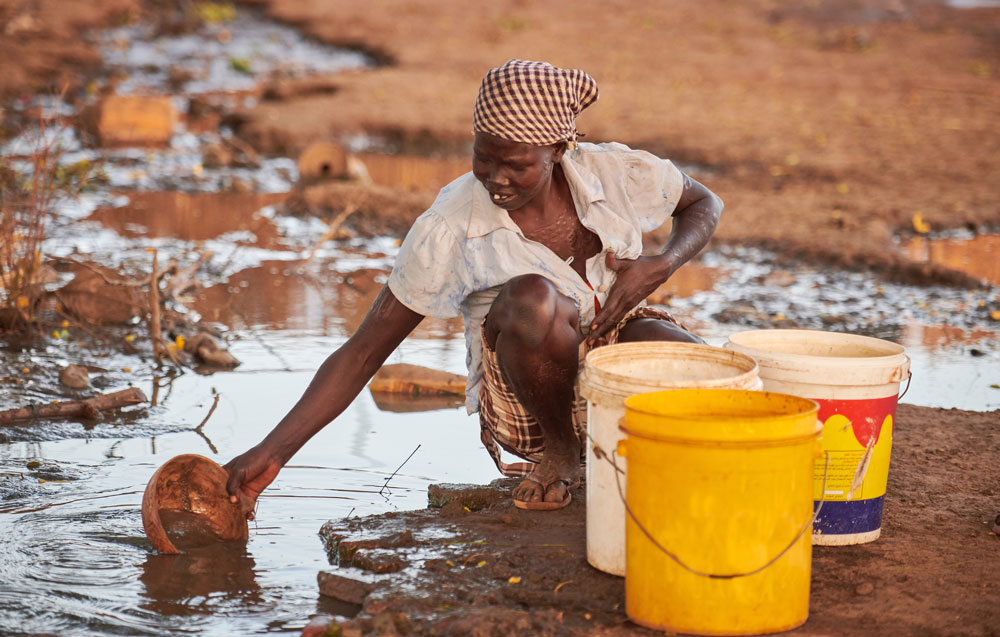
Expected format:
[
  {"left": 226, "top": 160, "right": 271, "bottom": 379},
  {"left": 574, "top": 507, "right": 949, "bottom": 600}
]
[{"left": 0, "top": 111, "right": 61, "bottom": 332}]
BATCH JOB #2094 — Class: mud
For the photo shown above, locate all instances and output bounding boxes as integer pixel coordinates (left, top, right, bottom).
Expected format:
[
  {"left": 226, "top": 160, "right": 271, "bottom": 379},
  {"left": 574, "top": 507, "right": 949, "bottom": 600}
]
[{"left": 309, "top": 404, "right": 999, "bottom": 636}]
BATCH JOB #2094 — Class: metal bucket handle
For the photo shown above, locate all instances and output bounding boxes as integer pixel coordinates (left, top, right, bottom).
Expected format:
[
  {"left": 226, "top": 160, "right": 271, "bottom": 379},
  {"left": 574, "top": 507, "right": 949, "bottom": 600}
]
[{"left": 607, "top": 437, "right": 829, "bottom": 580}]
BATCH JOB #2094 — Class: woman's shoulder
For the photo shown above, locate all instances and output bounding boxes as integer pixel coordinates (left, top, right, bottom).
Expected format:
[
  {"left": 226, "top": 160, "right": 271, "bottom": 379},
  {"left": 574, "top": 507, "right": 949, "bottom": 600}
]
[
  {"left": 405, "top": 171, "right": 481, "bottom": 240},
  {"left": 574, "top": 141, "right": 665, "bottom": 164},
  {"left": 421, "top": 172, "right": 479, "bottom": 220}
]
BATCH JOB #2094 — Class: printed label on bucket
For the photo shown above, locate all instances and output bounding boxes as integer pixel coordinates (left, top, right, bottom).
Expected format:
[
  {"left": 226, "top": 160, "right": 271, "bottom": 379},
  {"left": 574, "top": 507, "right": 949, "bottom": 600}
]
[
  {"left": 812, "top": 395, "right": 897, "bottom": 539},
  {"left": 812, "top": 395, "right": 896, "bottom": 502}
]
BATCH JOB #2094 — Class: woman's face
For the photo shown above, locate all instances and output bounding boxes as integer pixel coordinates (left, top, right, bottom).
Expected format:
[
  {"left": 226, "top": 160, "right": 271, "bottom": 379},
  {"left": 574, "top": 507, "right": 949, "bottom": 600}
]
[{"left": 472, "top": 132, "right": 565, "bottom": 212}]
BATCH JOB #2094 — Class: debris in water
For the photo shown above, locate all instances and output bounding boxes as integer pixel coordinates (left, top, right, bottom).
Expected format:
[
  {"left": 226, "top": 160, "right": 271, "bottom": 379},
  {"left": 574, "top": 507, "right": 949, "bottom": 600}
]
[
  {"left": 0, "top": 387, "right": 147, "bottom": 424},
  {"left": 369, "top": 363, "right": 466, "bottom": 396},
  {"left": 58, "top": 364, "right": 90, "bottom": 389}
]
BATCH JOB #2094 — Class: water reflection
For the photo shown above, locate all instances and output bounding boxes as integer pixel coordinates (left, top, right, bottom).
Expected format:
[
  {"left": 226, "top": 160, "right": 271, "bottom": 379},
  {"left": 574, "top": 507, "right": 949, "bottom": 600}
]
[
  {"left": 190, "top": 259, "right": 462, "bottom": 337},
  {"left": 140, "top": 544, "right": 262, "bottom": 616},
  {"left": 648, "top": 261, "right": 729, "bottom": 302},
  {"left": 901, "top": 322, "right": 996, "bottom": 349},
  {"left": 369, "top": 391, "right": 465, "bottom": 413},
  {"left": 903, "top": 234, "right": 1000, "bottom": 286},
  {"left": 89, "top": 191, "right": 288, "bottom": 245}
]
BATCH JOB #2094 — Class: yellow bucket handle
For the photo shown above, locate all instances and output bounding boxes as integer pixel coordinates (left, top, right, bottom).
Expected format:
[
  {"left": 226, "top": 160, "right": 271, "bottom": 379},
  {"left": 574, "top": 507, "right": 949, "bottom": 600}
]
[{"left": 607, "top": 443, "right": 830, "bottom": 580}]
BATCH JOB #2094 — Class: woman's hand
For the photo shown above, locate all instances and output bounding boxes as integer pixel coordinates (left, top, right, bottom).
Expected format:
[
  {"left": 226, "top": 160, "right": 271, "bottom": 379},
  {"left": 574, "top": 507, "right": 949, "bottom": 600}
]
[
  {"left": 223, "top": 445, "right": 283, "bottom": 520},
  {"left": 588, "top": 251, "right": 671, "bottom": 343},
  {"left": 587, "top": 172, "right": 724, "bottom": 344}
]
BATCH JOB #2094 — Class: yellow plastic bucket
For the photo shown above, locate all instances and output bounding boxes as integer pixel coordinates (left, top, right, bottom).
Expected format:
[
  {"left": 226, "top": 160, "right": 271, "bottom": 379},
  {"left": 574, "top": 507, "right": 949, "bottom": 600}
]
[
  {"left": 579, "top": 342, "right": 761, "bottom": 576},
  {"left": 620, "top": 389, "right": 821, "bottom": 635},
  {"left": 725, "top": 329, "right": 910, "bottom": 545}
]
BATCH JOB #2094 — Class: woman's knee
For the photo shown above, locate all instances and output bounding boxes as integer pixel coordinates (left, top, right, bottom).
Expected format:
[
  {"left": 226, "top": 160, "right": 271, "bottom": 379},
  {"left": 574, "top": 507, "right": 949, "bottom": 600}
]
[
  {"left": 488, "top": 275, "right": 578, "bottom": 347},
  {"left": 617, "top": 318, "right": 704, "bottom": 344}
]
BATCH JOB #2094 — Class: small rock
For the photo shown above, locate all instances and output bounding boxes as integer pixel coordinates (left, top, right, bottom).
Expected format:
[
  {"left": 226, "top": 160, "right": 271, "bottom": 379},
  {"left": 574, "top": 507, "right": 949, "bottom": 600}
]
[
  {"left": 427, "top": 482, "right": 503, "bottom": 511},
  {"left": 59, "top": 364, "right": 90, "bottom": 389},
  {"left": 762, "top": 270, "right": 796, "bottom": 287},
  {"left": 712, "top": 305, "right": 769, "bottom": 326},
  {"left": 201, "top": 142, "right": 234, "bottom": 169},
  {"left": 819, "top": 314, "right": 846, "bottom": 327},
  {"left": 439, "top": 500, "right": 469, "bottom": 518},
  {"left": 300, "top": 615, "right": 335, "bottom": 637},
  {"left": 97, "top": 95, "right": 176, "bottom": 146},
  {"left": 371, "top": 611, "right": 401, "bottom": 637},
  {"left": 855, "top": 582, "right": 875, "bottom": 596},
  {"left": 338, "top": 530, "right": 415, "bottom": 563},
  {"left": 91, "top": 375, "right": 112, "bottom": 389},
  {"left": 350, "top": 549, "right": 407, "bottom": 574},
  {"left": 317, "top": 571, "right": 374, "bottom": 605},
  {"left": 184, "top": 332, "right": 240, "bottom": 369},
  {"left": 167, "top": 66, "right": 196, "bottom": 90},
  {"left": 226, "top": 176, "right": 254, "bottom": 193}
]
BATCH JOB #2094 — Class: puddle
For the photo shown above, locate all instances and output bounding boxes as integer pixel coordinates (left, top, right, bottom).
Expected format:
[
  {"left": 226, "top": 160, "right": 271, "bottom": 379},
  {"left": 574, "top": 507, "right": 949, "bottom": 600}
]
[
  {"left": 901, "top": 234, "right": 1000, "bottom": 287},
  {"left": 648, "top": 262, "right": 731, "bottom": 301},
  {"left": 946, "top": 0, "right": 1000, "bottom": 7},
  {"left": 89, "top": 191, "right": 288, "bottom": 244},
  {"left": 96, "top": 11, "right": 373, "bottom": 97}
]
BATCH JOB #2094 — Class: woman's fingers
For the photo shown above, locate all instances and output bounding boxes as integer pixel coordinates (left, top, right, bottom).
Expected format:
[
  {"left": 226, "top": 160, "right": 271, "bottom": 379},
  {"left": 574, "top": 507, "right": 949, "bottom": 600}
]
[{"left": 589, "top": 293, "right": 629, "bottom": 342}]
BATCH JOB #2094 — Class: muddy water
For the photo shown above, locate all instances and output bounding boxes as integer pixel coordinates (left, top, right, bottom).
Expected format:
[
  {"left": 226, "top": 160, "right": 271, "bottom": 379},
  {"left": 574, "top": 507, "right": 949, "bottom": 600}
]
[
  {"left": 0, "top": 327, "right": 495, "bottom": 634},
  {"left": 902, "top": 233, "right": 1000, "bottom": 288}
]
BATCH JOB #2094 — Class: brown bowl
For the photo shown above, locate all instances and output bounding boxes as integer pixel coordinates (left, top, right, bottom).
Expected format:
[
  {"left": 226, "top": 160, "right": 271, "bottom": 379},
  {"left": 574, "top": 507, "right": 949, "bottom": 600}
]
[{"left": 141, "top": 454, "right": 248, "bottom": 554}]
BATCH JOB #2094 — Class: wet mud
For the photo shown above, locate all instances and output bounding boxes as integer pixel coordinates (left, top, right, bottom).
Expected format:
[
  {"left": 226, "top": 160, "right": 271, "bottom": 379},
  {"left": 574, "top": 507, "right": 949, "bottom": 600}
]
[{"left": 307, "top": 405, "right": 999, "bottom": 637}]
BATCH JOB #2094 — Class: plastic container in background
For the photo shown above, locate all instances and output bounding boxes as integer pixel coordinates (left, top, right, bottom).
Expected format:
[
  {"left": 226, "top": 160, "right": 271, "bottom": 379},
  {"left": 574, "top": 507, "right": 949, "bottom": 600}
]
[
  {"left": 726, "top": 329, "right": 910, "bottom": 545},
  {"left": 579, "top": 342, "right": 761, "bottom": 576}
]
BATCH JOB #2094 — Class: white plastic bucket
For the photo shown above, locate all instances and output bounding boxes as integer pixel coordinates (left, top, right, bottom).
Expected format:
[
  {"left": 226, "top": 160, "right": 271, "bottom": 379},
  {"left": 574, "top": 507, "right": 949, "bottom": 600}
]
[
  {"left": 725, "top": 329, "right": 910, "bottom": 546},
  {"left": 578, "top": 342, "right": 762, "bottom": 576}
]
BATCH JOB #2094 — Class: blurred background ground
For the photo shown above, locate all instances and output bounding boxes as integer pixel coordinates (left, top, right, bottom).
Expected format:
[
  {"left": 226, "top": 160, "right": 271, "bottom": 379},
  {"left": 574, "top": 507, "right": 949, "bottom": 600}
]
[{"left": 3, "top": 0, "right": 999, "bottom": 281}]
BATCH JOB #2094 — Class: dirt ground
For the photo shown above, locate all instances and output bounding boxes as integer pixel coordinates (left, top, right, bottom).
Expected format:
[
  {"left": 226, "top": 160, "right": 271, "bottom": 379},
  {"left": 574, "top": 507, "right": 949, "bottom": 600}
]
[
  {"left": 1, "top": 1, "right": 998, "bottom": 635},
  {"left": 311, "top": 404, "right": 999, "bottom": 637}
]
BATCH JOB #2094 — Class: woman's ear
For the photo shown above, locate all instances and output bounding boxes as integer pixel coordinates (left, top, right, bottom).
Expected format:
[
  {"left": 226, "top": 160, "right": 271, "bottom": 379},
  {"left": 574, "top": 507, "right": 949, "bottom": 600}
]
[{"left": 551, "top": 141, "right": 568, "bottom": 164}]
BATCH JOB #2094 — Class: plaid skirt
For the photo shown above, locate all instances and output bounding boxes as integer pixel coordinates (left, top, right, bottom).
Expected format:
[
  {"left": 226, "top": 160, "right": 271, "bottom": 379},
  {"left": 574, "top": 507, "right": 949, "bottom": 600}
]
[{"left": 478, "top": 306, "right": 684, "bottom": 477}]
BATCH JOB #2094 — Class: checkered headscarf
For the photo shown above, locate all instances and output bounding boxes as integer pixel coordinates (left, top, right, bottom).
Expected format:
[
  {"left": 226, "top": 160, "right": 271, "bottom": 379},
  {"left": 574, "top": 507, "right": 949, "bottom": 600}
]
[{"left": 473, "top": 59, "right": 599, "bottom": 148}]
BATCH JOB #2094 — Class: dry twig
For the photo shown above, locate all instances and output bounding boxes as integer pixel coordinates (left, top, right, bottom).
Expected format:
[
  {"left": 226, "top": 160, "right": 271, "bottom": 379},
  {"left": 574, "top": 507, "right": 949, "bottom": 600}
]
[
  {"left": 304, "top": 201, "right": 360, "bottom": 263},
  {"left": 0, "top": 387, "right": 148, "bottom": 425},
  {"left": 195, "top": 390, "right": 220, "bottom": 431}
]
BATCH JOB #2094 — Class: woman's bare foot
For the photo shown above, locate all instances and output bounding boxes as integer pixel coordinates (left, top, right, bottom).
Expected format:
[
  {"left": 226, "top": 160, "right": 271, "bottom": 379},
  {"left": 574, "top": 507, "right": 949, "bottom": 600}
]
[{"left": 512, "top": 448, "right": 581, "bottom": 505}]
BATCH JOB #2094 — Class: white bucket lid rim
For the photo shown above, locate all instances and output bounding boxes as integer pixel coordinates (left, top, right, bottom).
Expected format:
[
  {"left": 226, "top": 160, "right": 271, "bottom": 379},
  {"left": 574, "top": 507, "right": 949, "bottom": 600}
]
[
  {"left": 583, "top": 342, "right": 760, "bottom": 389},
  {"left": 726, "top": 329, "right": 909, "bottom": 374}
]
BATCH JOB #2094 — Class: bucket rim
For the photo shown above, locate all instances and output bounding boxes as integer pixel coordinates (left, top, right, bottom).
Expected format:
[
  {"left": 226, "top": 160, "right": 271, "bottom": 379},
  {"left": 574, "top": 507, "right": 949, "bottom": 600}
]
[
  {"left": 618, "top": 421, "right": 824, "bottom": 446},
  {"left": 622, "top": 389, "right": 821, "bottom": 444},
  {"left": 581, "top": 342, "right": 760, "bottom": 396},
  {"left": 726, "top": 329, "right": 909, "bottom": 371}
]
